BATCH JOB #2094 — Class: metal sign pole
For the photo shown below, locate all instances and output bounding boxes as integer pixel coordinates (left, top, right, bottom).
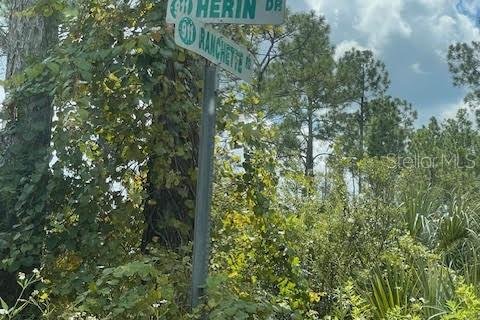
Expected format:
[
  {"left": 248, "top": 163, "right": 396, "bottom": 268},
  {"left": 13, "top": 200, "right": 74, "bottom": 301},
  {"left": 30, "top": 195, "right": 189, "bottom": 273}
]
[{"left": 191, "top": 61, "right": 218, "bottom": 309}]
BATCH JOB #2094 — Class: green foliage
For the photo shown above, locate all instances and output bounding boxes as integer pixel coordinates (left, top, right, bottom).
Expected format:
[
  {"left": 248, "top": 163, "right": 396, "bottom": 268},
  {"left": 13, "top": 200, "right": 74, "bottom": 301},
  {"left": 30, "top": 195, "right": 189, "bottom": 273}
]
[
  {"left": 262, "top": 12, "right": 336, "bottom": 176},
  {"left": 2, "top": 0, "right": 202, "bottom": 316},
  {"left": 2, "top": 2, "right": 480, "bottom": 320},
  {"left": 448, "top": 41, "right": 480, "bottom": 108},
  {"left": 204, "top": 275, "right": 278, "bottom": 320},
  {"left": 65, "top": 257, "right": 189, "bottom": 319},
  {"left": 442, "top": 285, "right": 480, "bottom": 319},
  {"left": 366, "top": 97, "right": 416, "bottom": 157}
]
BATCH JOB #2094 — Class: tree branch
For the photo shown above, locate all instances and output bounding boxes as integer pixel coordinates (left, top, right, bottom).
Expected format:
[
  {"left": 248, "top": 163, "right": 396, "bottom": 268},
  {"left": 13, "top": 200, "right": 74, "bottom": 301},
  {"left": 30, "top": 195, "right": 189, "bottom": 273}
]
[{"left": 0, "top": 28, "right": 7, "bottom": 54}]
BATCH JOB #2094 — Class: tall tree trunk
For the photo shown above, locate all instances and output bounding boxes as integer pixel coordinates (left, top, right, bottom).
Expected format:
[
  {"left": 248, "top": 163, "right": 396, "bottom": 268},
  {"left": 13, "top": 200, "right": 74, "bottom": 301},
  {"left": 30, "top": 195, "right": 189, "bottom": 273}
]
[
  {"left": 140, "top": 119, "right": 198, "bottom": 251},
  {"left": 140, "top": 51, "right": 199, "bottom": 252},
  {"left": 0, "top": 0, "right": 57, "bottom": 304},
  {"left": 358, "top": 65, "right": 367, "bottom": 194},
  {"left": 358, "top": 95, "right": 365, "bottom": 194},
  {"left": 305, "top": 104, "right": 314, "bottom": 177},
  {"left": 5, "top": 0, "right": 57, "bottom": 78}
]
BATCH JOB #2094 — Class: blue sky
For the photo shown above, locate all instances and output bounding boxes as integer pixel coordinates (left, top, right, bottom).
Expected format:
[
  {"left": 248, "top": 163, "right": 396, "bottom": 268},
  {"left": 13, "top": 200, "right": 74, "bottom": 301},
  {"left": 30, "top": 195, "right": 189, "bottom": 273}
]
[{"left": 292, "top": 0, "right": 480, "bottom": 124}]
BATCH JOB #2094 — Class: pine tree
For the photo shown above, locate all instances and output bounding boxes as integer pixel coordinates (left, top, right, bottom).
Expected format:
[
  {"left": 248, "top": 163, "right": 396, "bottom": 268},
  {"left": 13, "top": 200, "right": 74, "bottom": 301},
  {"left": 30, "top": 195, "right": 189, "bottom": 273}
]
[
  {"left": 264, "top": 12, "right": 335, "bottom": 177},
  {"left": 335, "top": 49, "right": 390, "bottom": 193}
]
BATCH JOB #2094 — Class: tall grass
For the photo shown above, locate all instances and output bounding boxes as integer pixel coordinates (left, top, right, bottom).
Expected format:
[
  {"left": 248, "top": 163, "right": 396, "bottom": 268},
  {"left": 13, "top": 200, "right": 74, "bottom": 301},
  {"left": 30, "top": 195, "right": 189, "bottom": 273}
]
[{"left": 366, "top": 262, "right": 454, "bottom": 319}]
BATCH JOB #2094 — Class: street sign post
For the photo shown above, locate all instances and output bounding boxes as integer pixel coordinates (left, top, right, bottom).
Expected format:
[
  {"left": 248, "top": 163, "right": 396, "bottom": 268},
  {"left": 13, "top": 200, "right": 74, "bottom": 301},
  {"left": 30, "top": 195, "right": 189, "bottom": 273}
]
[
  {"left": 191, "top": 63, "right": 218, "bottom": 309},
  {"left": 174, "top": 16, "right": 255, "bottom": 83},
  {"left": 167, "top": 0, "right": 286, "bottom": 25},
  {"left": 166, "top": 0, "right": 285, "bottom": 311}
]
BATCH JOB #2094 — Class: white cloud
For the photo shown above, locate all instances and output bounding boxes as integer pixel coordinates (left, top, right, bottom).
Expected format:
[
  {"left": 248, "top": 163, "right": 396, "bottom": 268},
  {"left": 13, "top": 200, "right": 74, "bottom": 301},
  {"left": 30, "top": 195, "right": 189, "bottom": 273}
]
[
  {"left": 417, "top": 0, "right": 449, "bottom": 10},
  {"left": 334, "top": 40, "right": 372, "bottom": 60},
  {"left": 429, "top": 13, "right": 480, "bottom": 58},
  {"left": 303, "top": 0, "right": 480, "bottom": 123},
  {"left": 456, "top": 13, "right": 480, "bottom": 42},
  {"left": 304, "top": 0, "right": 327, "bottom": 12},
  {"left": 439, "top": 98, "right": 469, "bottom": 120},
  {"left": 305, "top": 0, "right": 479, "bottom": 53},
  {"left": 306, "top": 0, "right": 412, "bottom": 52},
  {"left": 456, "top": 0, "right": 480, "bottom": 19},
  {"left": 434, "top": 15, "right": 457, "bottom": 40},
  {"left": 410, "top": 62, "right": 428, "bottom": 75},
  {"left": 353, "top": 0, "right": 412, "bottom": 51}
]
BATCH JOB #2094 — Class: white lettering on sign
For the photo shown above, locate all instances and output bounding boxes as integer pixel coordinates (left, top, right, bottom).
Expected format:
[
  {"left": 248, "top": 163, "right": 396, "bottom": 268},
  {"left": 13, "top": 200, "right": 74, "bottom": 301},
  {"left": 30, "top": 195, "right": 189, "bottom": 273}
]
[
  {"left": 175, "top": 17, "right": 255, "bottom": 83},
  {"left": 167, "top": 0, "right": 286, "bottom": 25}
]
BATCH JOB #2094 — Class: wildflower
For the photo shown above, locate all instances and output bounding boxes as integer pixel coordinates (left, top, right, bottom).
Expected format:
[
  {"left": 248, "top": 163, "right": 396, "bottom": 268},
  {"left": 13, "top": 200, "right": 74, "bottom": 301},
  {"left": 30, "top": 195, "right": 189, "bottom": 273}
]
[
  {"left": 18, "top": 272, "right": 26, "bottom": 281},
  {"left": 0, "top": 309, "right": 8, "bottom": 315},
  {"left": 152, "top": 300, "right": 168, "bottom": 308},
  {"left": 33, "top": 268, "right": 40, "bottom": 276},
  {"left": 32, "top": 290, "right": 39, "bottom": 297}
]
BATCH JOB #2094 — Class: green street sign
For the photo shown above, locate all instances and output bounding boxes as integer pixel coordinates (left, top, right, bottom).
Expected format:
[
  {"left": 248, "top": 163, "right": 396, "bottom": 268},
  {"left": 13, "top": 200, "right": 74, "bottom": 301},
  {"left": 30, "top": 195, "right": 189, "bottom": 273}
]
[
  {"left": 178, "top": 17, "right": 197, "bottom": 45},
  {"left": 174, "top": 17, "right": 255, "bottom": 83},
  {"left": 167, "top": 0, "right": 286, "bottom": 25}
]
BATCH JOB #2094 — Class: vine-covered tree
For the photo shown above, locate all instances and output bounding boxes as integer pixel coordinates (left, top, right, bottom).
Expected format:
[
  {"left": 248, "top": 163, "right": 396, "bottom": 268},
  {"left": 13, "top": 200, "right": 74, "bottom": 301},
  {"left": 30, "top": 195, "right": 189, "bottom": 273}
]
[{"left": 0, "top": 0, "right": 58, "bottom": 304}]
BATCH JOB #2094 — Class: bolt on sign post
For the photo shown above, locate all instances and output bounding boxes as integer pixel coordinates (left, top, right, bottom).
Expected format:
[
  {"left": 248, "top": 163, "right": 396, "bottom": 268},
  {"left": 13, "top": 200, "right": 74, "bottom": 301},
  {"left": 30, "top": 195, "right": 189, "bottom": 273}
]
[
  {"left": 167, "top": 0, "right": 287, "bottom": 25},
  {"left": 167, "top": 0, "right": 286, "bottom": 311}
]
